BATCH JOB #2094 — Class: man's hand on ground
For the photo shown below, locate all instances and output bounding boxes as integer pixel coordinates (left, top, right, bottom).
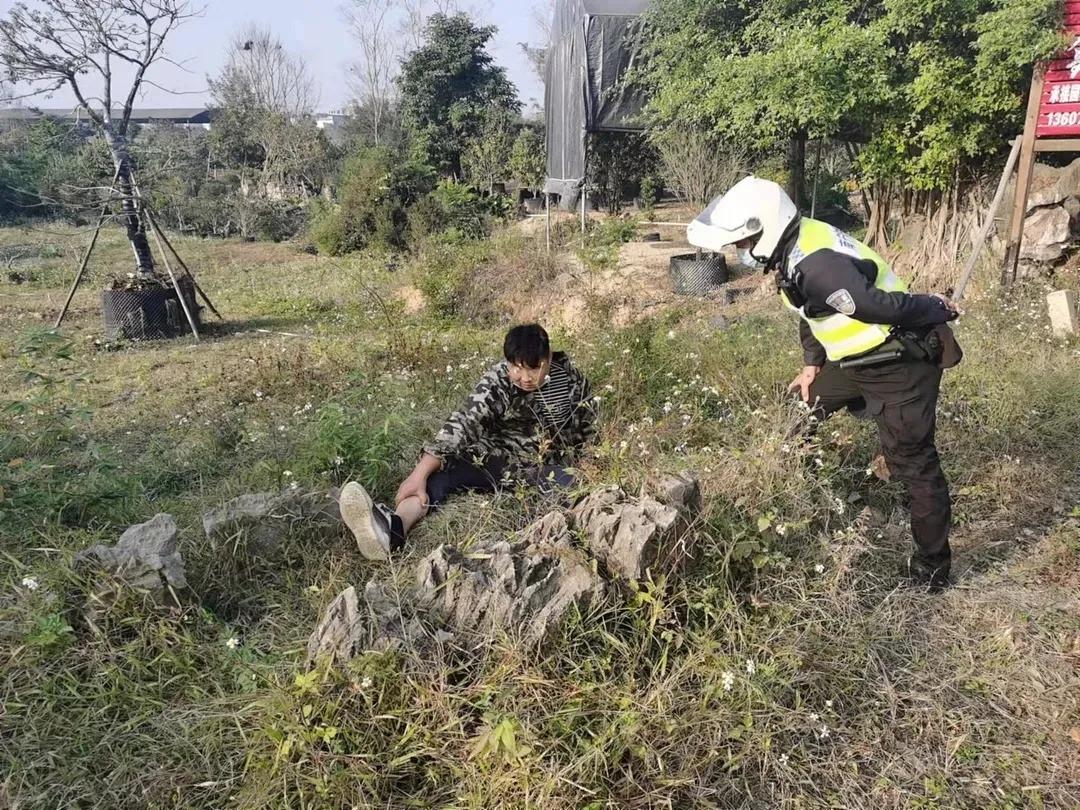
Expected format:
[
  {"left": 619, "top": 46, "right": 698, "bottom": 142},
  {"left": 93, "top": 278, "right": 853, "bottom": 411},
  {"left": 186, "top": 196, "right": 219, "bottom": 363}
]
[{"left": 787, "top": 365, "right": 821, "bottom": 403}]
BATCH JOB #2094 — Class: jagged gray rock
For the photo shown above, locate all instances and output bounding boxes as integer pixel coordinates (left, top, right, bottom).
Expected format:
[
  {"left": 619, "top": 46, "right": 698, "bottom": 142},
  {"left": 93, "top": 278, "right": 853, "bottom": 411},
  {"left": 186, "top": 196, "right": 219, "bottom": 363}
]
[
  {"left": 75, "top": 513, "right": 187, "bottom": 597},
  {"left": 305, "top": 476, "right": 701, "bottom": 663},
  {"left": 1020, "top": 206, "right": 1072, "bottom": 264},
  {"left": 306, "top": 585, "right": 363, "bottom": 664},
  {"left": 572, "top": 486, "right": 683, "bottom": 582},
  {"left": 644, "top": 471, "right": 702, "bottom": 516},
  {"left": 202, "top": 487, "right": 341, "bottom": 552},
  {"left": 415, "top": 511, "right": 602, "bottom": 644}
]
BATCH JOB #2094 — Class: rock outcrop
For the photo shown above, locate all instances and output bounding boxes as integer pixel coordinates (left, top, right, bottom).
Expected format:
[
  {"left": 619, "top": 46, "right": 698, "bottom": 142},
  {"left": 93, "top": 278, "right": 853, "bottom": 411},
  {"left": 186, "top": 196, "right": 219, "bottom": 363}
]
[
  {"left": 305, "top": 475, "right": 702, "bottom": 664},
  {"left": 202, "top": 487, "right": 341, "bottom": 552},
  {"left": 75, "top": 513, "right": 187, "bottom": 598}
]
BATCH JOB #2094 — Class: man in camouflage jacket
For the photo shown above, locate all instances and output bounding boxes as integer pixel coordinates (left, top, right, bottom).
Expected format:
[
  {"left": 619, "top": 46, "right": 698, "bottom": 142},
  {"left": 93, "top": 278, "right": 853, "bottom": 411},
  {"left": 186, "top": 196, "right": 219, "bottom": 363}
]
[{"left": 339, "top": 324, "right": 597, "bottom": 559}]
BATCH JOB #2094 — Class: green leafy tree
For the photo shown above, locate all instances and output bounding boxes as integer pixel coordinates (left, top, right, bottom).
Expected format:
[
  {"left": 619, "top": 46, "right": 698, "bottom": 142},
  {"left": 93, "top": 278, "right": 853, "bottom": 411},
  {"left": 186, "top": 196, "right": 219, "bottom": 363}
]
[
  {"left": 640, "top": 0, "right": 1061, "bottom": 207},
  {"left": 398, "top": 13, "right": 521, "bottom": 177},
  {"left": 509, "top": 125, "right": 546, "bottom": 194},
  {"left": 462, "top": 106, "right": 516, "bottom": 193}
]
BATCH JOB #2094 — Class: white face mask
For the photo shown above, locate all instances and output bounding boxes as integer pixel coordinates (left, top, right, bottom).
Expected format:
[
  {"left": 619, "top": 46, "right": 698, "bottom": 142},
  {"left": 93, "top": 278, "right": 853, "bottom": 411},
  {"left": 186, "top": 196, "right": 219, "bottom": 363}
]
[{"left": 739, "top": 248, "right": 765, "bottom": 270}]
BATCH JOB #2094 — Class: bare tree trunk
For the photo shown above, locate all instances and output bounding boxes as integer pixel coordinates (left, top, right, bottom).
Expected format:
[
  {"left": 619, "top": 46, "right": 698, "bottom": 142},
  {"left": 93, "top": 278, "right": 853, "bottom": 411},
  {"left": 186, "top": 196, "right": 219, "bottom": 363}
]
[
  {"left": 787, "top": 132, "right": 807, "bottom": 210},
  {"left": 105, "top": 132, "right": 156, "bottom": 276}
]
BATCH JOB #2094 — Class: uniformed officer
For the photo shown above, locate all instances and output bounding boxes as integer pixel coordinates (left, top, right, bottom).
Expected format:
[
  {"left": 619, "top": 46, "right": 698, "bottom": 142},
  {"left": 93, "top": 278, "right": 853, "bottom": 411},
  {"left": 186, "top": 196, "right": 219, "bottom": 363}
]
[{"left": 689, "top": 176, "right": 961, "bottom": 588}]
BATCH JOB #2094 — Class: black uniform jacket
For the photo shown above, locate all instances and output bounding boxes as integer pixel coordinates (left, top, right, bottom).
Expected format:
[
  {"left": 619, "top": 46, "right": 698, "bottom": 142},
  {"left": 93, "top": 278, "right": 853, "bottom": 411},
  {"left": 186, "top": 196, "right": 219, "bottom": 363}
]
[{"left": 788, "top": 248, "right": 957, "bottom": 366}]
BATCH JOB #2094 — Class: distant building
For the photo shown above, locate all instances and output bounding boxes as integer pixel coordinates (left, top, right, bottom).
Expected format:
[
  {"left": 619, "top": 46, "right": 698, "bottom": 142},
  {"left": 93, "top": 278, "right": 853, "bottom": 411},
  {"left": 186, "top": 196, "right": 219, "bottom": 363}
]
[
  {"left": 313, "top": 111, "right": 351, "bottom": 145},
  {"left": 0, "top": 107, "right": 213, "bottom": 129}
]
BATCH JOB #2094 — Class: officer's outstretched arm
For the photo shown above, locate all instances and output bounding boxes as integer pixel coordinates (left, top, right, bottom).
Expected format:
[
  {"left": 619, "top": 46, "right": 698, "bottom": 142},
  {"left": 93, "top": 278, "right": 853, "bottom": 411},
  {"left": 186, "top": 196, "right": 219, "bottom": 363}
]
[{"left": 800, "top": 251, "right": 956, "bottom": 328}]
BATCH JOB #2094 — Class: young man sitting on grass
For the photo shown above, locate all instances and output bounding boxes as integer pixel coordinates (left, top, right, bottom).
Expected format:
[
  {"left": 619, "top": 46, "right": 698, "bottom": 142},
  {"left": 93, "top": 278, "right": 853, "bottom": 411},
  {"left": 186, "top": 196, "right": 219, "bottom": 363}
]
[{"left": 339, "top": 323, "right": 597, "bottom": 559}]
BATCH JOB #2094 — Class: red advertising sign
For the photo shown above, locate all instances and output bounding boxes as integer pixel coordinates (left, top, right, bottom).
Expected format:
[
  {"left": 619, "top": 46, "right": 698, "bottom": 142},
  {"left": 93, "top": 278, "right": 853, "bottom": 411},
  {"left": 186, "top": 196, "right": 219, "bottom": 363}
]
[{"left": 1037, "top": 0, "right": 1080, "bottom": 136}]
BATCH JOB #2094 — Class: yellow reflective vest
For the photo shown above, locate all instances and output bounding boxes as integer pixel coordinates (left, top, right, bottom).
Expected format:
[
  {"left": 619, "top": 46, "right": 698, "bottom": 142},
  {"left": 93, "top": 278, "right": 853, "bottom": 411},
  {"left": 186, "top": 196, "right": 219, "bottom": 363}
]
[{"left": 780, "top": 218, "right": 908, "bottom": 362}]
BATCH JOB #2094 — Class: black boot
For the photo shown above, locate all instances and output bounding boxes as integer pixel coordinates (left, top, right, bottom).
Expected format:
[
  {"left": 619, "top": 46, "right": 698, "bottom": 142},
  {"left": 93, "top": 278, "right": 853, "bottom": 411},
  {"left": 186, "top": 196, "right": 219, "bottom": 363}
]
[{"left": 901, "top": 554, "right": 951, "bottom": 592}]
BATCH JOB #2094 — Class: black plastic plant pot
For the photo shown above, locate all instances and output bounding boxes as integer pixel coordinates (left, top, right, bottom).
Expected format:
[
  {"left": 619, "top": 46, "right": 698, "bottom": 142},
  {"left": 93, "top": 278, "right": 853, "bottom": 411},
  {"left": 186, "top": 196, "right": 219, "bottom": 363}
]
[
  {"left": 669, "top": 252, "right": 729, "bottom": 296},
  {"left": 101, "top": 276, "right": 200, "bottom": 340}
]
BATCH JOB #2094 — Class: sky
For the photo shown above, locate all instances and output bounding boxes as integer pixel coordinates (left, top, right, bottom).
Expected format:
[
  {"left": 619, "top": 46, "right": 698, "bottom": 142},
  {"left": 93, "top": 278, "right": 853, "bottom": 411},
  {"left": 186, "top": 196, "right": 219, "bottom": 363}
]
[{"left": 6, "top": 0, "right": 547, "bottom": 115}]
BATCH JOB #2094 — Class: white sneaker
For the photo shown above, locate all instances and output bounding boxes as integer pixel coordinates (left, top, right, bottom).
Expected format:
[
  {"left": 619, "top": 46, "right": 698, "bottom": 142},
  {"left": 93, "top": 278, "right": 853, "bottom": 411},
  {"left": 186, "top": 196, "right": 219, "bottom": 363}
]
[{"left": 339, "top": 481, "right": 391, "bottom": 560}]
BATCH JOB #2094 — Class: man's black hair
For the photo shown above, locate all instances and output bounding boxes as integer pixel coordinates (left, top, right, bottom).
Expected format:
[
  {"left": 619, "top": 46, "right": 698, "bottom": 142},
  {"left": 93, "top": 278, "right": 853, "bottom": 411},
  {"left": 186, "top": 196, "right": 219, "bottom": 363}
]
[{"left": 503, "top": 323, "right": 551, "bottom": 368}]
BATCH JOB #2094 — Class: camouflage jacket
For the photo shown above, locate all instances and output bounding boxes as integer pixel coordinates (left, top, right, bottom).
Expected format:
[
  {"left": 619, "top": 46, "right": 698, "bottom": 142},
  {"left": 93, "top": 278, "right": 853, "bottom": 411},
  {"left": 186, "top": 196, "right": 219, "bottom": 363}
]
[{"left": 423, "top": 352, "right": 597, "bottom": 468}]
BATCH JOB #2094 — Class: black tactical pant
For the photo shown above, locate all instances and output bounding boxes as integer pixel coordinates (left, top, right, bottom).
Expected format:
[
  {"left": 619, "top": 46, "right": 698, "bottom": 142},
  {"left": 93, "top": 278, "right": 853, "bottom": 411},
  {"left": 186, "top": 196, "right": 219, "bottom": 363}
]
[
  {"left": 807, "top": 355, "right": 952, "bottom": 574},
  {"left": 426, "top": 455, "right": 575, "bottom": 509}
]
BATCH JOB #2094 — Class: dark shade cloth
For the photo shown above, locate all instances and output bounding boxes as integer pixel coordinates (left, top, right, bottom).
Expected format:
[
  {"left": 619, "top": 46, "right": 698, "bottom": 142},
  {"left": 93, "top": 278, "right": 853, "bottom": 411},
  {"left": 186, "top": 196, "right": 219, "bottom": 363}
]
[{"left": 544, "top": 0, "right": 650, "bottom": 207}]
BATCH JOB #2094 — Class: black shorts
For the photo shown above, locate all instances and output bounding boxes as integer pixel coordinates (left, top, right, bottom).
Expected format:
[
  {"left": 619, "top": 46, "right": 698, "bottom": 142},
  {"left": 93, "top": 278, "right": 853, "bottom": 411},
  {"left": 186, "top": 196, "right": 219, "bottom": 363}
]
[{"left": 425, "top": 455, "right": 576, "bottom": 509}]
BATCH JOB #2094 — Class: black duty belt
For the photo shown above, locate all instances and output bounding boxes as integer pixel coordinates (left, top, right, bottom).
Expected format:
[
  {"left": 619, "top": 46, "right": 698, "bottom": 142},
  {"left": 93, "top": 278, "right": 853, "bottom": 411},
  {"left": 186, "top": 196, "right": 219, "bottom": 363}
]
[{"left": 838, "top": 345, "right": 904, "bottom": 369}]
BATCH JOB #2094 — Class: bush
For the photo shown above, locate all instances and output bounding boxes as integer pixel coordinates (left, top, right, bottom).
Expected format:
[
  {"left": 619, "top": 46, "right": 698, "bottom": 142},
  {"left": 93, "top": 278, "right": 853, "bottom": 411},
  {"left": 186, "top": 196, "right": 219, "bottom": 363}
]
[
  {"left": 654, "top": 129, "right": 749, "bottom": 207},
  {"left": 408, "top": 180, "right": 491, "bottom": 244},
  {"left": 414, "top": 236, "right": 490, "bottom": 319},
  {"left": 312, "top": 149, "right": 434, "bottom": 255},
  {"left": 587, "top": 132, "right": 658, "bottom": 214},
  {"left": 509, "top": 126, "right": 546, "bottom": 194},
  {"left": 577, "top": 215, "right": 639, "bottom": 271}
]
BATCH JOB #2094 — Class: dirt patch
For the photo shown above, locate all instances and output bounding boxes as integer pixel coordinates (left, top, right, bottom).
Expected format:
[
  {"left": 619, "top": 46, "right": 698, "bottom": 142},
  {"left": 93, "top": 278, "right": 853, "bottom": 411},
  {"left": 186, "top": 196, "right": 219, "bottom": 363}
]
[
  {"left": 395, "top": 284, "right": 426, "bottom": 315},
  {"left": 507, "top": 236, "right": 770, "bottom": 331}
]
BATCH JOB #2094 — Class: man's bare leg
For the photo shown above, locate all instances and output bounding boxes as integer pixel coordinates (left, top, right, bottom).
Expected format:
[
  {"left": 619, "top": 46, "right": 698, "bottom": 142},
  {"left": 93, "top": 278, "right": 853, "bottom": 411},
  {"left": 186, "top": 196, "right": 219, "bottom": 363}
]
[{"left": 394, "top": 495, "right": 428, "bottom": 535}]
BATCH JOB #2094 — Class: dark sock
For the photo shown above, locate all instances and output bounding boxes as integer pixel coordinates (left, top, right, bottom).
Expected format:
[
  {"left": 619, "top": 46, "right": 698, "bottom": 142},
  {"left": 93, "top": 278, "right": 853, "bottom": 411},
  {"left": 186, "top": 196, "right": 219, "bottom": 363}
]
[{"left": 389, "top": 513, "right": 406, "bottom": 552}]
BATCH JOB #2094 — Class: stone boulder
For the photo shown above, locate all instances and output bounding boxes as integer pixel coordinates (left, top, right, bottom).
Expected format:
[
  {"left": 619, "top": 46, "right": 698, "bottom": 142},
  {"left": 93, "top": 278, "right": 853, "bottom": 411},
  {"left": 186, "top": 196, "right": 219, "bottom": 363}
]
[
  {"left": 572, "top": 487, "right": 684, "bottom": 582},
  {"left": 305, "top": 475, "right": 702, "bottom": 662},
  {"left": 415, "top": 511, "right": 603, "bottom": 644},
  {"left": 1020, "top": 206, "right": 1072, "bottom": 264},
  {"left": 307, "top": 585, "right": 363, "bottom": 664},
  {"left": 75, "top": 513, "right": 187, "bottom": 600},
  {"left": 202, "top": 487, "right": 341, "bottom": 552}
]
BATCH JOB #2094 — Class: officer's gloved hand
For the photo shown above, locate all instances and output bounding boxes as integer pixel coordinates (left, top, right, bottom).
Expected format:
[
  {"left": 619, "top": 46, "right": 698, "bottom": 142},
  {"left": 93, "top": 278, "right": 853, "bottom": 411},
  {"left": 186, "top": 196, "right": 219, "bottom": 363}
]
[{"left": 931, "top": 293, "right": 963, "bottom": 319}]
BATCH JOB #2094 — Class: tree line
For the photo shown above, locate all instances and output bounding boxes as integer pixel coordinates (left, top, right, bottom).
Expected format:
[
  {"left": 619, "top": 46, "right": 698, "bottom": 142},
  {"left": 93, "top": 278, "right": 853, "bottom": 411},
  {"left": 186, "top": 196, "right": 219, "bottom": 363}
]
[{"left": 0, "top": 1, "right": 546, "bottom": 260}]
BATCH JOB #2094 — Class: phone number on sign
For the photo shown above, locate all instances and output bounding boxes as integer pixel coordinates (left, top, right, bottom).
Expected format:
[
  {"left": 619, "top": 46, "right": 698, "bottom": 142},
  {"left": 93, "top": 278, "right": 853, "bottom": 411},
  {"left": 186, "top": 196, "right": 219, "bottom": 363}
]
[{"left": 1045, "top": 110, "right": 1080, "bottom": 127}]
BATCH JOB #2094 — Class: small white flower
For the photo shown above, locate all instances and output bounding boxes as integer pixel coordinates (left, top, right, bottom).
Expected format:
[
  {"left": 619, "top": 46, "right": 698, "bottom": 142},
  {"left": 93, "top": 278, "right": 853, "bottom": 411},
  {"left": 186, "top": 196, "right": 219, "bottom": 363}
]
[
  {"left": 254, "top": 389, "right": 264, "bottom": 399},
  {"left": 745, "top": 659, "right": 756, "bottom": 676},
  {"left": 225, "top": 637, "right": 240, "bottom": 649},
  {"left": 283, "top": 470, "right": 293, "bottom": 477},
  {"left": 825, "top": 700, "right": 833, "bottom": 709},
  {"left": 775, "top": 524, "right": 787, "bottom": 536},
  {"left": 778, "top": 753, "right": 789, "bottom": 765},
  {"left": 814, "top": 563, "right": 825, "bottom": 574},
  {"left": 808, "top": 712, "right": 820, "bottom": 722},
  {"left": 814, "top": 457, "right": 824, "bottom": 468},
  {"left": 360, "top": 676, "right": 373, "bottom": 690},
  {"left": 819, "top": 724, "right": 830, "bottom": 739},
  {"left": 333, "top": 455, "right": 344, "bottom": 467},
  {"left": 721, "top": 671, "right": 735, "bottom": 691},
  {"left": 667, "top": 330, "right": 676, "bottom": 339},
  {"left": 20, "top": 576, "right": 39, "bottom": 591},
  {"left": 446, "top": 364, "right": 454, "bottom": 373},
  {"left": 289, "top": 481, "right": 299, "bottom": 491}
]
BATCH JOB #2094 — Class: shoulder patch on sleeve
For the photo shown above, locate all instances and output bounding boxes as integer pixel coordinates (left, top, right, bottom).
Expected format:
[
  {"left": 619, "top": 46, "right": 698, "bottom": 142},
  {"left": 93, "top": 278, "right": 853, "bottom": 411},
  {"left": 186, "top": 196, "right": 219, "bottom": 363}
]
[{"left": 825, "top": 288, "right": 856, "bottom": 316}]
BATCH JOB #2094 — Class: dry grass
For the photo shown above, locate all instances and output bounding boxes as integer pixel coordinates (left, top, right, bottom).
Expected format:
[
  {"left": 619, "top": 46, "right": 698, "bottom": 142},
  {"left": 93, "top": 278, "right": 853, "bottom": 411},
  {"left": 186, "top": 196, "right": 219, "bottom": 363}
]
[{"left": 1, "top": 223, "right": 1078, "bottom": 808}]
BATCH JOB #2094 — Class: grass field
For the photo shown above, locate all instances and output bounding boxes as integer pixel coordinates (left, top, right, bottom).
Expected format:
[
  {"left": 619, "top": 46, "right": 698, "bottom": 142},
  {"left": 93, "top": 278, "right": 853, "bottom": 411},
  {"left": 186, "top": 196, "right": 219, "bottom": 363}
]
[{"left": 1, "top": 222, "right": 1079, "bottom": 808}]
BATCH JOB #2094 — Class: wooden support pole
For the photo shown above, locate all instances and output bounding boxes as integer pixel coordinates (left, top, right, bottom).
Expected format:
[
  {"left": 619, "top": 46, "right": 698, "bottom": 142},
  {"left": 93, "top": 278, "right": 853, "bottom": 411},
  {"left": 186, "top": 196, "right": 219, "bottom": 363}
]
[
  {"left": 580, "top": 185, "right": 586, "bottom": 245},
  {"left": 1002, "top": 66, "right": 1046, "bottom": 285},
  {"left": 953, "top": 137, "right": 1023, "bottom": 302},
  {"left": 144, "top": 206, "right": 223, "bottom": 321},
  {"left": 54, "top": 211, "right": 106, "bottom": 329},
  {"left": 545, "top": 192, "right": 551, "bottom": 253},
  {"left": 147, "top": 221, "right": 200, "bottom": 341},
  {"left": 54, "top": 167, "right": 121, "bottom": 328}
]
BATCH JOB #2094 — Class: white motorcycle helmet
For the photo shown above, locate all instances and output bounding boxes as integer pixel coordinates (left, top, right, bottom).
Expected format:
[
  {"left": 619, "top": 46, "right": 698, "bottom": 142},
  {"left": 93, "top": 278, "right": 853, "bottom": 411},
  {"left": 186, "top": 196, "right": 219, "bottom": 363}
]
[{"left": 687, "top": 176, "right": 798, "bottom": 270}]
